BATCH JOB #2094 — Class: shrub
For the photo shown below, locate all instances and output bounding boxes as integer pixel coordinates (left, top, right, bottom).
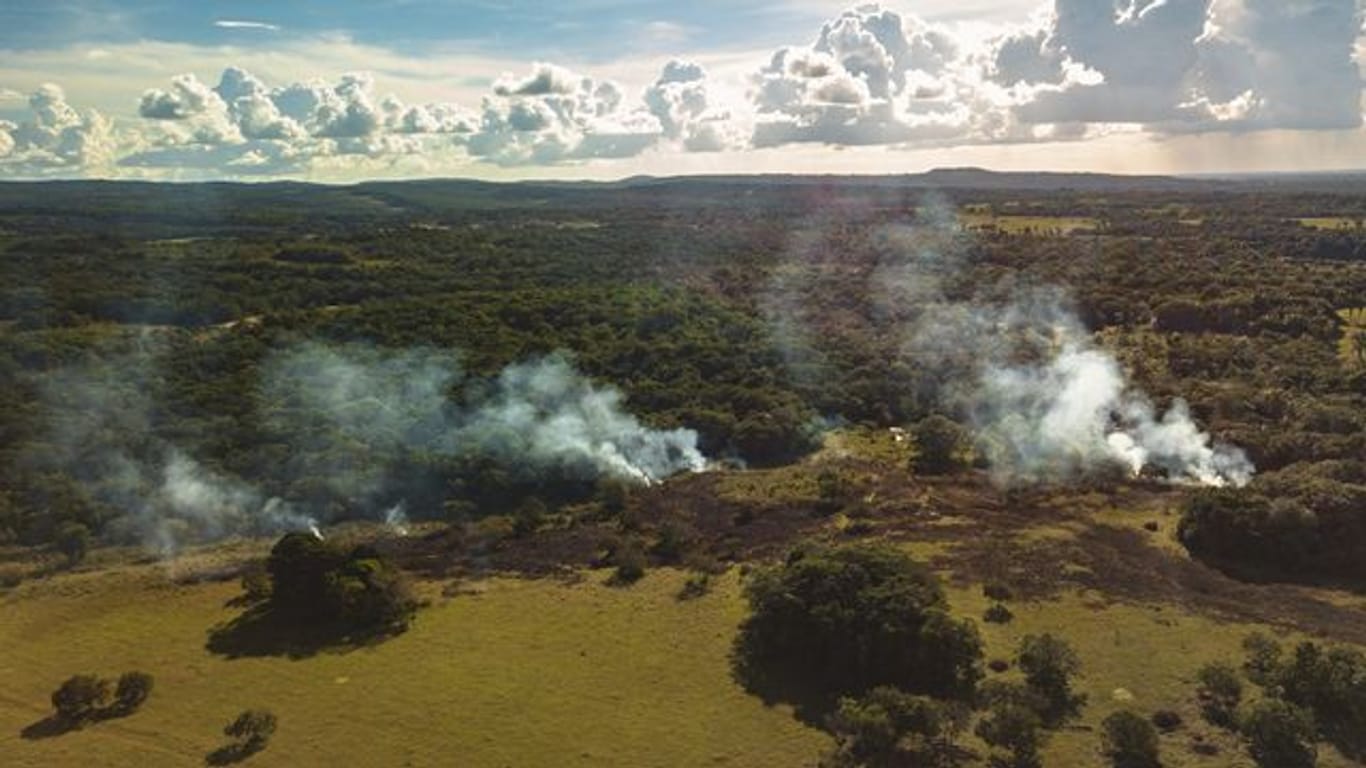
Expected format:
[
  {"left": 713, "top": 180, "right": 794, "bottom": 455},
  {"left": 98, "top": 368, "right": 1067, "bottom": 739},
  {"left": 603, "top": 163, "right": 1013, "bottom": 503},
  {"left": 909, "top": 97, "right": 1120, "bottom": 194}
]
[
  {"left": 1101, "top": 710, "right": 1160, "bottom": 768},
  {"left": 240, "top": 565, "right": 272, "bottom": 603},
  {"left": 0, "top": 563, "right": 24, "bottom": 589},
  {"left": 988, "top": 659, "right": 1011, "bottom": 674},
  {"left": 975, "top": 693, "right": 1046, "bottom": 768},
  {"left": 734, "top": 544, "right": 983, "bottom": 704},
  {"left": 56, "top": 522, "right": 91, "bottom": 566},
  {"left": 512, "top": 497, "right": 547, "bottom": 538},
  {"left": 983, "top": 582, "right": 1014, "bottom": 602},
  {"left": 1016, "top": 634, "right": 1086, "bottom": 726},
  {"left": 677, "top": 572, "right": 712, "bottom": 601},
  {"left": 113, "top": 671, "right": 154, "bottom": 713},
  {"left": 1151, "top": 709, "right": 1183, "bottom": 733},
  {"left": 51, "top": 674, "right": 109, "bottom": 723},
  {"left": 910, "top": 415, "right": 969, "bottom": 475},
  {"left": 825, "top": 686, "right": 968, "bottom": 767},
  {"left": 265, "top": 533, "right": 417, "bottom": 632},
  {"left": 984, "top": 603, "right": 1014, "bottom": 624},
  {"left": 610, "top": 538, "right": 647, "bottom": 585},
  {"left": 1196, "top": 661, "right": 1243, "bottom": 728},
  {"left": 225, "top": 709, "right": 277, "bottom": 753},
  {"left": 1240, "top": 699, "right": 1317, "bottom": 768}
]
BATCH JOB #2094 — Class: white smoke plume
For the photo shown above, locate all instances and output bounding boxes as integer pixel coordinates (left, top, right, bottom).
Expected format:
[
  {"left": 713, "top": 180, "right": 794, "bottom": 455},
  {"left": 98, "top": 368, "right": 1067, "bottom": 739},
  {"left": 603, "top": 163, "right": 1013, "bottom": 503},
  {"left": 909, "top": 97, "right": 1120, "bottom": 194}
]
[
  {"left": 886, "top": 201, "right": 1253, "bottom": 488},
  {"left": 382, "top": 502, "right": 410, "bottom": 536},
  {"left": 263, "top": 344, "right": 706, "bottom": 487}
]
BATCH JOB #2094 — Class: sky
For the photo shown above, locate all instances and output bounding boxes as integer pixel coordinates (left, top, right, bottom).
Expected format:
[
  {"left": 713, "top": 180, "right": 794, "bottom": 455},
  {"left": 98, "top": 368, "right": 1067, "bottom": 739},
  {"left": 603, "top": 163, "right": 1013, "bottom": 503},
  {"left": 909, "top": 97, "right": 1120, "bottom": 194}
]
[{"left": 0, "top": 0, "right": 1362, "bottom": 181}]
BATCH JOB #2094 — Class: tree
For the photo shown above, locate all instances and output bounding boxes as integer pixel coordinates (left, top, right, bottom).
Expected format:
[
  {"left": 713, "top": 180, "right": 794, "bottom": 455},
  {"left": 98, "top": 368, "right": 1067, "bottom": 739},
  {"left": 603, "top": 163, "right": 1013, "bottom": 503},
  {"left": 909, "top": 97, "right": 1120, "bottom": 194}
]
[
  {"left": 910, "top": 415, "right": 969, "bottom": 475},
  {"left": 55, "top": 522, "right": 90, "bottom": 566},
  {"left": 734, "top": 544, "right": 983, "bottom": 704},
  {"left": 1240, "top": 699, "right": 1317, "bottom": 768},
  {"left": 265, "top": 533, "right": 416, "bottom": 632},
  {"left": 51, "top": 674, "right": 109, "bottom": 723},
  {"left": 1016, "top": 634, "right": 1086, "bottom": 726},
  {"left": 224, "top": 709, "right": 277, "bottom": 754},
  {"left": 975, "top": 696, "right": 1045, "bottom": 768},
  {"left": 825, "top": 686, "right": 967, "bottom": 767},
  {"left": 1101, "top": 710, "right": 1160, "bottom": 768},
  {"left": 112, "top": 671, "right": 154, "bottom": 714},
  {"left": 1196, "top": 661, "right": 1243, "bottom": 727}
]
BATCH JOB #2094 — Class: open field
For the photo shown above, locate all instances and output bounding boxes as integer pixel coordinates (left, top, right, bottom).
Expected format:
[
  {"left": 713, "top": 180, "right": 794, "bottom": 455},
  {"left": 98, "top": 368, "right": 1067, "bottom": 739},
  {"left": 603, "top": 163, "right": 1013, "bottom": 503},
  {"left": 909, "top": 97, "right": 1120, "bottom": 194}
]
[
  {"left": 958, "top": 212, "right": 1100, "bottom": 234},
  {"left": 1341, "top": 307, "right": 1366, "bottom": 368},
  {"left": 3, "top": 515, "right": 1363, "bottom": 767},
  {"left": 1299, "top": 217, "right": 1363, "bottom": 231},
  {"left": 0, "top": 565, "right": 828, "bottom": 767}
]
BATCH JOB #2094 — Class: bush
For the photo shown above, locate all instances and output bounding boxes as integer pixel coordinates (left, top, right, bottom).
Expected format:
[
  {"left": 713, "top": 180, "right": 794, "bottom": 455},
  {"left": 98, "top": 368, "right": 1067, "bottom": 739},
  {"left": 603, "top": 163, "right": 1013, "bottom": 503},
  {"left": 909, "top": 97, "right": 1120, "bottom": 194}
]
[
  {"left": 975, "top": 694, "right": 1045, "bottom": 768},
  {"left": 224, "top": 709, "right": 277, "bottom": 753},
  {"left": 910, "top": 415, "right": 969, "bottom": 475},
  {"left": 1242, "top": 635, "right": 1366, "bottom": 759},
  {"left": 610, "top": 538, "right": 647, "bottom": 585},
  {"left": 51, "top": 674, "right": 109, "bottom": 723},
  {"left": 1101, "top": 710, "right": 1160, "bottom": 768},
  {"left": 677, "top": 572, "right": 712, "bottom": 601},
  {"left": 1196, "top": 661, "right": 1243, "bottom": 728},
  {"left": 734, "top": 544, "right": 983, "bottom": 704},
  {"left": 983, "top": 603, "right": 1014, "bottom": 624},
  {"left": 825, "top": 686, "right": 967, "bottom": 767},
  {"left": 1016, "top": 634, "right": 1086, "bottom": 726},
  {"left": 1150, "top": 709, "right": 1183, "bottom": 733},
  {"left": 113, "top": 671, "right": 153, "bottom": 713},
  {"left": 56, "top": 522, "right": 91, "bottom": 566},
  {"left": 1240, "top": 700, "right": 1317, "bottom": 768},
  {"left": 0, "top": 563, "right": 24, "bottom": 589},
  {"left": 983, "top": 582, "right": 1014, "bottom": 602}
]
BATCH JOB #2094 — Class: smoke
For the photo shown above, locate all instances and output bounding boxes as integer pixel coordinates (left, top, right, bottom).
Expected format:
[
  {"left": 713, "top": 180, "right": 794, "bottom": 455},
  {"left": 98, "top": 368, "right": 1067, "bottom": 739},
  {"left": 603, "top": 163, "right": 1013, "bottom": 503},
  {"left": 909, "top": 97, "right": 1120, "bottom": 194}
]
[
  {"left": 263, "top": 343, "right": 706, "bottom": 489},
  {"left": 382, "top": 502, "right": 410, "bottom": 536},
  {"left": 881, "top": 198, "right": 1255, "bottom": 487}
]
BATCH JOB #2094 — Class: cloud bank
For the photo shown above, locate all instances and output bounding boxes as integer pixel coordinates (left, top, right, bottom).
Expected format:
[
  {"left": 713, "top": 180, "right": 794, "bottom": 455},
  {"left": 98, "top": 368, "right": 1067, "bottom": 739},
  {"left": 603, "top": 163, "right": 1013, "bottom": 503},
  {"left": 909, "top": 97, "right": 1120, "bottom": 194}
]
[{"left": 0, "top": 1, "right": 1361, "bottom": 178}]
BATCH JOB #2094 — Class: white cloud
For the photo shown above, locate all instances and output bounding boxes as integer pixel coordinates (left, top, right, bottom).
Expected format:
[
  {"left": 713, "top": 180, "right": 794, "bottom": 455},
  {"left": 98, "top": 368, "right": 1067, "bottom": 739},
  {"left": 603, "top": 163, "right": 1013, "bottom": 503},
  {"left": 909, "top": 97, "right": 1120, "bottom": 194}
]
[
  {"left": 643, "top": 59, "right": 743, "bottom": 152},
  {"left": 0, "top": 84, "right": 119, "bottom": 174},
  {"left": 213, "top": 20, "right": 281, "bottom": 32}
]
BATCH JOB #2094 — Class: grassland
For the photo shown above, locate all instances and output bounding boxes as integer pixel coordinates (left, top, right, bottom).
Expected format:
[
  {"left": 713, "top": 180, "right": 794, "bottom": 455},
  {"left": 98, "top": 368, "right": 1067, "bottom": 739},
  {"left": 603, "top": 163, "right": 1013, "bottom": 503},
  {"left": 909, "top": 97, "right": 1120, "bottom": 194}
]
[
  {"left": 1340, "top": 307, "right": 1366, "bottom": 369},
  {"left": 0, "top": 565, "right": 828, "bottom": 767},
  {"left": 4, "top": 518, "right": 1364, "bottom": 767},
  {"left": 1299, "top": 217, "right": 1363, "bottom": 231},
  {"left": 959, "top": 212, "right": 1099, "bottom": 234}
]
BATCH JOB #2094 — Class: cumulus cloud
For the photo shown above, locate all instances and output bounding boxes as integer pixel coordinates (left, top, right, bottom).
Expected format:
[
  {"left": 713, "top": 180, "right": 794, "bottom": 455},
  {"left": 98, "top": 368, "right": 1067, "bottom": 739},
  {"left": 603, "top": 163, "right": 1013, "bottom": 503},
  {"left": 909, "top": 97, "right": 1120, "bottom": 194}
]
[
  {"left": 997, "top": 0, "right": 1363, "bottom": 132},
  {"left": 467, "top": 62, "right": 663, "bottom": 165},
  {"left": 0, "top": 84, "right": 118, "bottom": 174},
  {"left": 643, "top": 59, "right": 741, "bottom": 152}
]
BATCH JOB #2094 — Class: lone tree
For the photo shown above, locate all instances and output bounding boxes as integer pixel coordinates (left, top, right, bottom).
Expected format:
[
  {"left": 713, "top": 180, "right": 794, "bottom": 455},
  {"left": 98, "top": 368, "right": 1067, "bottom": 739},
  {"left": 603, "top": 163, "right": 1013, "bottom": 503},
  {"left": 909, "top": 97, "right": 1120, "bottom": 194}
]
[
  {"left": 265, "top": 533, "right": 416, "bottom": 633},
  {"left": 1016, "top": 634, "right": 1086, "bottom": 726},
  {"left": 55, "top": 522, "right": 91, "bottom": 566},
  {"left": 1101, "top": 710, "right": 1161, "bottom": 768},
  {"left": 1196, "top": 661, "right": 1243, "bottom": 728},
  {"left": 224, "top": 709, "right": 277, "bottom": 755},
  {"left": 734, "top": 544, "right": 983, "bottom": 707},
  {"left": 975, "top": 690, "right": 1046, "bottom": 768},
  {"left": 910, "top": 415, "right": 970, "bottom": 475},
  {"left": 51, "top": 674, "right": 109, "bottom": 724}
]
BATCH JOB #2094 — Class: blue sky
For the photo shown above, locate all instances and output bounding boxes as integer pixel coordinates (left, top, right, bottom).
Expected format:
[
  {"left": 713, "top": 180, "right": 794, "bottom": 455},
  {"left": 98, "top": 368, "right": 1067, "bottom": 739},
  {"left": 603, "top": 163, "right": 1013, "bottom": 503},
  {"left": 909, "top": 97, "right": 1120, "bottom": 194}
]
[{"left": 0, "top": 1, "right": 1362, "bottom": 180}]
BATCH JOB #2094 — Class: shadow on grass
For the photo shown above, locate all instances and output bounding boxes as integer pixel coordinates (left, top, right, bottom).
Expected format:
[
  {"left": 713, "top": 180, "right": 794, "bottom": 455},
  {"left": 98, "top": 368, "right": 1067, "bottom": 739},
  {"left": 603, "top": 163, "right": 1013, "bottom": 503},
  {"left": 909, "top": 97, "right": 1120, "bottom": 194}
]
[
  {"left": 20, "top": 715, "right": 77, "bottom": 740},
  {"left": 206, "top": 605, "right": 404, "bottom": 660},
  {"left": 205, "top": 742, "right": 262, "bottom": 765}
]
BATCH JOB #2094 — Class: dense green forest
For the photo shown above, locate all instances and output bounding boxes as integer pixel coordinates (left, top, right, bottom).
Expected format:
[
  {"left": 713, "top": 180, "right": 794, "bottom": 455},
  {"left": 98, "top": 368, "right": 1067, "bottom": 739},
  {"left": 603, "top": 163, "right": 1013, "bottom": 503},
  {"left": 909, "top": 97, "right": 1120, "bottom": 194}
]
[{"left": 1, "top": 176, "right": 1363, "bottom": 586}]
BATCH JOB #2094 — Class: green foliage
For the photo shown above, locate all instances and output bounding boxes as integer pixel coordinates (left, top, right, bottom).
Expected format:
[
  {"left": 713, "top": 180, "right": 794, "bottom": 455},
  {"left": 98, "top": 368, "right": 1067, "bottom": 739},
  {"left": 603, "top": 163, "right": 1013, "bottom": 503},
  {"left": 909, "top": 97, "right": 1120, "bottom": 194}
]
[
  {"left": 1239, "top": 633, "right": 1366, "bottom": 759},
  {"left": 1015, "top": 634, "right": 1086, "bottom": 726},
  {"left": 974, "top": 691, "right": 1045, "bottom": 768},
  {"left": 55, "top": 522, "right": 90, "bottom": 566},
  {"left": 113, "top": 671, "right": 154, "bottom": 714},
  {"left": 50, "top": 674, "right": 109, "bottom": 723},
  {"left": 1239, "top": 699, "right": 1317, "bottom": 768},
  {"left": 266, "top": 533, "right": 417, "bottom": 632},
  {"left": 1100, "top": 710, "right": 1160, "bottom": 768},
  {"left": 225, "top": 709, "right": 278, "bottom": 752},
  {"left": 983, "top": 603, "right": 1014, "bottom": 624},
  {"left": 734, "top": 544, "right": 983, "bottom": 705},
  {"left": 609, "top": 537, "right": 647, "bottom": 585},
  {"left": 909, "top": 415, "right": 969, "bottom": 475},
  {"left": 1196, "top": 661, "right": 1244, "bottom": 728},
  {"left": 824, "top": 686, "right": 967, "bottom": 767}
]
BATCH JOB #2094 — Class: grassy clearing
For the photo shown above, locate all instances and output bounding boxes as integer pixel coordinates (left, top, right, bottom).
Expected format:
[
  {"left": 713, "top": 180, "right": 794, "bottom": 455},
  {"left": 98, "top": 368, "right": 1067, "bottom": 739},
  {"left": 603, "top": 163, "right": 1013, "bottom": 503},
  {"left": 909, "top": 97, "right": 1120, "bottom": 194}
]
[
  {"left": 0, "top": 566, "right": 827, "bottom": 768},
  {"left": 1338, "top": 308, "right": 1366, "bottom": 368},
  {"left": 1299, "top": 217, "right": 1362, "bottom": 231},
  {"left": 959, "top": 213, "right": 1100, "bottom": 235}
]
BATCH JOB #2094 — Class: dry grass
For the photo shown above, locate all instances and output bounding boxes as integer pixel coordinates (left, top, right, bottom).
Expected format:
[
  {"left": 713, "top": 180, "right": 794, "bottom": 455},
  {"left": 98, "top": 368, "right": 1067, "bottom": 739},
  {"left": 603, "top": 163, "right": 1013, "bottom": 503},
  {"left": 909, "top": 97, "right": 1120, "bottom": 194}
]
[
  {"left": 959, "top": 213, "right": 1100, "bottom": 235},
  {"left": 1299, "top": 217, "right": 1362, "bottom": 231},
  {"left": 0, "top": 565, "right": 828, "bottom": 767}
]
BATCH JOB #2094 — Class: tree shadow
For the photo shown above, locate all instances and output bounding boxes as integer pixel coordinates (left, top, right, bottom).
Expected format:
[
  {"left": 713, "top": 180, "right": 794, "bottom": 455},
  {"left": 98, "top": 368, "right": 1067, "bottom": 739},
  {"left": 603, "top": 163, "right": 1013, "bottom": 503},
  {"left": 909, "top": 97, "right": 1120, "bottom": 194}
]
[
  {"left": 205, "top": 742, "right": 261, "bottom": 766},
  {"left": 206, "top": 605, "right": 403, "bottom": 660},
  {"left": 20, "top": 715, "right": 78, "bottom": 740}
]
